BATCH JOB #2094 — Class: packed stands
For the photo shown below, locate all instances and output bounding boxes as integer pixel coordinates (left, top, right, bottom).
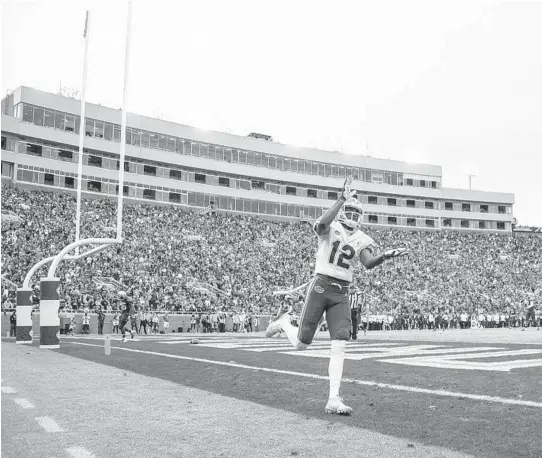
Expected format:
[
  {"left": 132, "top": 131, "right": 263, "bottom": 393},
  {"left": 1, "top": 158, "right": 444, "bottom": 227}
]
[{"left": 1, "top": 185, "right": 540, "bottom": 327}]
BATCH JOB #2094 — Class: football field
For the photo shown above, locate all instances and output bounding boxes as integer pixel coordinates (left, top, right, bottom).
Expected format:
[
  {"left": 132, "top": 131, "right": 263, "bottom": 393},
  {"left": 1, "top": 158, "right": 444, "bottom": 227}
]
[{"left": 2, "top": 328, "right": 541, "bottom": 458}]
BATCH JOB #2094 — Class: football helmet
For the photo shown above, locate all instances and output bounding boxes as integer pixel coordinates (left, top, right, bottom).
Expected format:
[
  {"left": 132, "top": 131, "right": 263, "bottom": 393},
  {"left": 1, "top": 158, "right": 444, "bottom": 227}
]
[{"left": 337, "top": 198, "right": 364, "bottom": 230}]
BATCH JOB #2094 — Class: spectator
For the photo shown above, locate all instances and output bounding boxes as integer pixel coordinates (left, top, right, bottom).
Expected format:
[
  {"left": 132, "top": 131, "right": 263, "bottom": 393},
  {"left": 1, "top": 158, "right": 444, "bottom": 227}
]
[
  {"left": 134, "top": 310, "right": 142, "bottom": 335},
  {"left": 460, "top": 312, "right": 468, "bottom": 329},
  {"left": 162, "top": 312, "right": 170, "bottom": 333},
  {"left": 81, "top": 312, "right": 90, "bottom": 335},
  {"left": 1, "top": 185, "right": 540, "bottom": 327},
  {"left": 140, "top": 310, "right": 148, "bottom": 335},
  {"left": 112, "top": 313, "right": 120, "bottom": 334},
  {"left": 97, "top": 307, "right": 106, "bottom": 335},
  {"left": 151, "top": 312, "right": 159, "bottom": 334},
  {"left": 9, "top": 310, "right": 16, "bottom": 337},
  {"left": 68, "top": 316, "right": 77, "bottom": 336}
]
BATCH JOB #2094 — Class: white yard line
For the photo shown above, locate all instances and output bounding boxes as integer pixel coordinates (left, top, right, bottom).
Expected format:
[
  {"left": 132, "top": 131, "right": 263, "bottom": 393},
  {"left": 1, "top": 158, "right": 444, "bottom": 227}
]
[
  {"left": 67, "top": 341, "right": 542, "bottom": 409},
  {"left": 13, "top": 398, "right": 35, "bottom": 409},
  {"left": 66, "top": 446, "right": 96, "bottom": 458},
  {"left": 35, "top": 417, "right": 64, "bottom": 433}
]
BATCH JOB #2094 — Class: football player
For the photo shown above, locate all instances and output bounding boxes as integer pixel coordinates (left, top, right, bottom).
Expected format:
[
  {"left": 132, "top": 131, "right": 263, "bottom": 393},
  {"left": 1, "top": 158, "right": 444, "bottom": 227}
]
[
  {"left": 523, "top": 288, "right": 537, "bottom": 330},
  {"left": 118, "top": 291, "right": 136, "bottom": 343},
  {"left": 266, "top": 177, "right": 408, "bottom": 415}
]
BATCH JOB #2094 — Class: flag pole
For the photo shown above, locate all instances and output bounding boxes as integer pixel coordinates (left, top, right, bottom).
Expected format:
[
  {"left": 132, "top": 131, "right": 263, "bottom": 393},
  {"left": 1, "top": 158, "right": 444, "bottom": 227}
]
[
  {"left": 75, "top": 11, "right": 90, "bottom": 255},
  {"left": 117, "top": 1, "right": 132, "bottom": 242}
]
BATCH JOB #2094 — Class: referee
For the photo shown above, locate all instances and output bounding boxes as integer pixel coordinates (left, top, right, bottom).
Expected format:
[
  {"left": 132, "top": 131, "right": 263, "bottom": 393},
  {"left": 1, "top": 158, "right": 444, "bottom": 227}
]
[{"left": 349, "top": 290, "right": 362, "bottom": 340}]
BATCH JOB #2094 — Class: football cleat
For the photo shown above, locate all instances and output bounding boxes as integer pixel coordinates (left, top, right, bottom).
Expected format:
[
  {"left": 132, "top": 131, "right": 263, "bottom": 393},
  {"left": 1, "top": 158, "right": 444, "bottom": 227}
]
[
  {"left": 325, "top": 397, "right": 352, "bottom": 415},
  {"left": 279, "top": 312, "right": 293, "bottom": 327},
  {"left": 121, "top": 337, "right": 128, "bottom": 343},
  {"left": 266, "top": 312, "right": 292, "bottom": 338},
  {"left": 265, "top": 317, "right": 283, "bottom": 338}
]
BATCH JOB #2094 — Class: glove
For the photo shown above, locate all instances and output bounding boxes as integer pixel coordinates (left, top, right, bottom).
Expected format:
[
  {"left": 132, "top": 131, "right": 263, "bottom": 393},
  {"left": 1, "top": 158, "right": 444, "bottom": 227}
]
[
  {"left": 383, "top": 248, "right": 409, "bottom": 259},
  {"left": 341, "top": 176, "right": 357, "bottom": 200}
]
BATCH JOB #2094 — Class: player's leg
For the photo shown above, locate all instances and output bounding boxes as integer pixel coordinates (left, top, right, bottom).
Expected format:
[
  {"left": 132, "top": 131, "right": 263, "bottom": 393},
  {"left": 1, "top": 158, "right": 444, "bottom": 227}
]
[
  {"left": 324, "top": 289, "right": 352, "bottom": 415},
  {"left": 286, "top": 278, "right": 328, "bottom": 350},
  {"left": 529, "top": 310, "right": 536, "bottom": 328},
  {"left": 119, "top": 318, "right": 127, "bottom": 342},
  {"left": 120, "top": 317, "right": 134, "bottom": 342},
  {"left": 266, "top": 278, "right": 326, "bottom": 350}
]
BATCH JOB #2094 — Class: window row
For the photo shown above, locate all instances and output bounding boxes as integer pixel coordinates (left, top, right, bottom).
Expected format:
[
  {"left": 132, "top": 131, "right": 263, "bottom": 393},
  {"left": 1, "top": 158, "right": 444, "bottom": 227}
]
[
  {"left": 13, "top": 138, "right": 511, "bottom": 215},
  {"left": 15, "top": 167, "right": 328, "bottom": 219},
  {"left": 16, "top": 103, "right": 440, "bottom": 188},
  {"left": 443, "top": 201, "right": 509, "bottom": 215},
  {"left": 442, "top": 218, "right": 506, "bottom": 230},
  {"left": 366, "top": 215, "right": 437, "bottom": 228}
]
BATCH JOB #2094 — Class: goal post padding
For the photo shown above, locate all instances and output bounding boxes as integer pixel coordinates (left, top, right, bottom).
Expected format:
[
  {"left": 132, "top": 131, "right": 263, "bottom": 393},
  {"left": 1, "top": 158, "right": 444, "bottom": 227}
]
[
  {"left": 16, "top": 288, "right": 33, "bottom": 344},
  {"left": 39, "top": 277, "right": 61, "bottom": 349}
]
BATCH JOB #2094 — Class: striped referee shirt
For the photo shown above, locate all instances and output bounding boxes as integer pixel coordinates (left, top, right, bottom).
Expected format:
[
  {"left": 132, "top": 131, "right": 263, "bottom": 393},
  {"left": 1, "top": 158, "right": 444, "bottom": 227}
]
[{"left": 349, "top": 292, "right": 363, "bottom": 311}]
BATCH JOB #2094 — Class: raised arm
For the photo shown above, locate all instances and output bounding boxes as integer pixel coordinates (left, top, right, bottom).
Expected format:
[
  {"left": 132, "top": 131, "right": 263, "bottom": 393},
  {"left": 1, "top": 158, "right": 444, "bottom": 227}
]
[{"left": 314, "top": 177, "right": 356, "bottom": 237}]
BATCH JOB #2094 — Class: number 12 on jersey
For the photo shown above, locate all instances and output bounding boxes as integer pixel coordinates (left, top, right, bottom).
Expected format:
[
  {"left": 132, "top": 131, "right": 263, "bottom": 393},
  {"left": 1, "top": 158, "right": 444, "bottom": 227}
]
[{"left": 328, "top": 241, "right": 355, "bottom": 269}]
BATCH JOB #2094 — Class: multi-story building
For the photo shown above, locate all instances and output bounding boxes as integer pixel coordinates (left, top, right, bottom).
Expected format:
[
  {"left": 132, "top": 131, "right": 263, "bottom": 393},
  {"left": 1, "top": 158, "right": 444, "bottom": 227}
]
[{"left": 1, "top": 86, "right": 514, "bottom": 231}]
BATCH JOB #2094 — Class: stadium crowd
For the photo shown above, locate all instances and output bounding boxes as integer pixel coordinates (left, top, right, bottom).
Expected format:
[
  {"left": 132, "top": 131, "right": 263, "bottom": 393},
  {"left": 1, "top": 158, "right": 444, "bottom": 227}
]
[{"left": 1, "top": 185, "right": 541, "bottom": 329}]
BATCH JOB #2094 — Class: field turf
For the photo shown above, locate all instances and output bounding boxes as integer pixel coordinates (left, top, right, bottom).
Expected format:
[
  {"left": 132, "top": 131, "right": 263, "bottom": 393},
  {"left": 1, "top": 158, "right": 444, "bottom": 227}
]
[{"left": 2, "top": 328, "right": 541, "bottom": 458}]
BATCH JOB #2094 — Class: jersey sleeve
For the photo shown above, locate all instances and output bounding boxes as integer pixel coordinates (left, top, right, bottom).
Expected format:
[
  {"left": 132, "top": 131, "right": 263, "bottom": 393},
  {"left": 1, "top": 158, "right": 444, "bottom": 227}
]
[
  {"left": 358, "top": 232, "right": 376, "bottom": 254},
  {"left": 312, "top": 219, "right": 321, "bottom": 235},
  {"left": 312, "top": 218, "right": 327, "bottom": 239}
]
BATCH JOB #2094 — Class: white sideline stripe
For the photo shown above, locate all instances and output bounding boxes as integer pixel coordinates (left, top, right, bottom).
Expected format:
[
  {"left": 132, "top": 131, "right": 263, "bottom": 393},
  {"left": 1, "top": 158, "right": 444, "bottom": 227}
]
[
  {"left": 1, "top": 386, "right": 17, "bottom": 394},
  {"left": 66, "top": 446, "right": 96, "bottom": 458},
  {"left": 67, "top": 342, "right": 542, "bottom": 409},
  {"left": 35, "top": 416, "right": 64, "bottom": 433},
  {"left": 13, "top": 398, "right": 35, "bottom": 409}
]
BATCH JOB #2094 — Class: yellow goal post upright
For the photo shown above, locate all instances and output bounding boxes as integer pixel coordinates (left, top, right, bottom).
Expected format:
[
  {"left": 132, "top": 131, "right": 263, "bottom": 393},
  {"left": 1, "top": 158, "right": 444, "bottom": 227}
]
[{"left": 15, "top": 4, "right": 133, "bottom": 349}]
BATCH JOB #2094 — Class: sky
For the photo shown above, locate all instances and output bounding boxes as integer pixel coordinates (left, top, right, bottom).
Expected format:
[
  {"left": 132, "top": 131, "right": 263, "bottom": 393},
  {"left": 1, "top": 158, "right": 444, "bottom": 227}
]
[{"left": 2, "top": 0, "right": 541, "bottom": 225}]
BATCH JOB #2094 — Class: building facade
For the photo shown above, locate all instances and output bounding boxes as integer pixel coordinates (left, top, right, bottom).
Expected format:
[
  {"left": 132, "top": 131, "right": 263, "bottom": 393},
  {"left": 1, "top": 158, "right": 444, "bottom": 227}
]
[{"left": 1, "top": 86, "right": 514, "bottom": 231}]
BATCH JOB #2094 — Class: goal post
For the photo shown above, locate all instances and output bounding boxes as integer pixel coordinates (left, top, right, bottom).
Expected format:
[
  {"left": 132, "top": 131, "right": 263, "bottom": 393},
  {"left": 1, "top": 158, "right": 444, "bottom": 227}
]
[{"left": 15, "top": 4, "right": 133, "bottom": 347}]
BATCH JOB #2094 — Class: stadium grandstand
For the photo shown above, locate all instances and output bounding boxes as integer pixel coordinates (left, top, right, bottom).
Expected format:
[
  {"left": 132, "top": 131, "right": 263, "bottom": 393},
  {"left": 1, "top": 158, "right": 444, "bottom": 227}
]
[
  {"left": 1, "top": 86, "right": 515, "bottom": 232},
  {"left": 2, "top": 85, "right": 539, "bottom": 330}
]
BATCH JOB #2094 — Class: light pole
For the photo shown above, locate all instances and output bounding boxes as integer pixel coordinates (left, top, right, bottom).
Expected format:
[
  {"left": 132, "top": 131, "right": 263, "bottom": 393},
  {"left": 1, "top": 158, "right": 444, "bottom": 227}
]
[{"left": 468, "top": 174, "right": 476, "bottom": 190}]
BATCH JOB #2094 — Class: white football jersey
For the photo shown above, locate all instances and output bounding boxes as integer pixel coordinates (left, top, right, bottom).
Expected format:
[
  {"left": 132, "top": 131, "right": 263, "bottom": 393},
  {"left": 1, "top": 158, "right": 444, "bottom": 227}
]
[{"left": 313, "top": 220, "right": 375, "bottom": 282}]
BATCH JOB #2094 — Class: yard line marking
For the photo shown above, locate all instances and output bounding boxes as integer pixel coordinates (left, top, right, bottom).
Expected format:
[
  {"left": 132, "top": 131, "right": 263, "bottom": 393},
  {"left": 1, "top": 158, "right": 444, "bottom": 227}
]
[
  {"left": 281, "top": 346, "right": 501, "bottom": 360},
  {"left": 382, "top": 350, "right": 542, "bottom": 371},
  {"left": 66, "top": 446, "right": 96, "bottom": 458},
  {"left": 67, "top": 342, "right": 542, "bottom": 409},
  {"left": 394, "top": 349, "right": 542, "bottom": 361},
  {"left": 13, "top": 398, "right": 35, "bottom": 409},
  {"left": 492, "top": 359, "right": 542, "bottom": 370},
  {"left": 1, "top": 386, "right": 17, "bottom": 394},
  {"left": 35, "top": 417, "right": 64, "bottom": 433}
]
